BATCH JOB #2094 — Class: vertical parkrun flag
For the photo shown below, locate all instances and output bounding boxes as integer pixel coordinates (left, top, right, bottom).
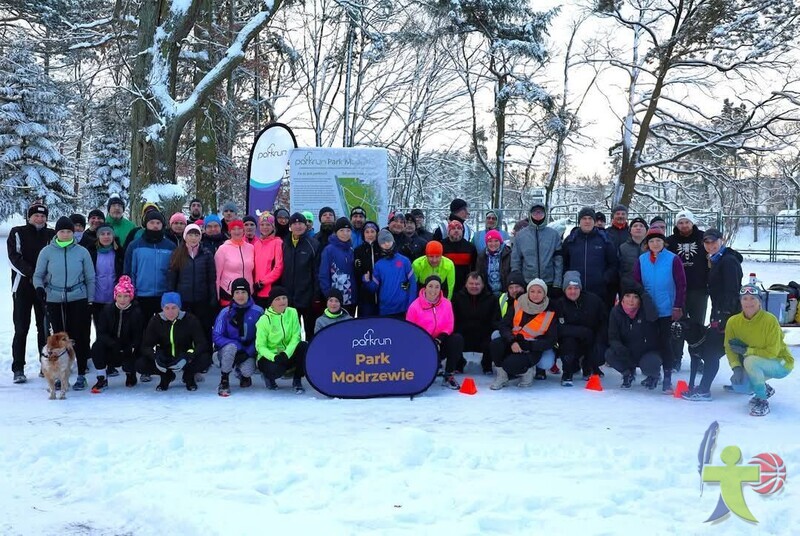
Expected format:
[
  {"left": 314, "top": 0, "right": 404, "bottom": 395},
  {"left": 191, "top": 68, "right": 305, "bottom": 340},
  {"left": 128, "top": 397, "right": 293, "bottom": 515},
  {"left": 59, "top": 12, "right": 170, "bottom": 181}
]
[{"left": 247, "top": 123, "right": 296, "bottom": 216}]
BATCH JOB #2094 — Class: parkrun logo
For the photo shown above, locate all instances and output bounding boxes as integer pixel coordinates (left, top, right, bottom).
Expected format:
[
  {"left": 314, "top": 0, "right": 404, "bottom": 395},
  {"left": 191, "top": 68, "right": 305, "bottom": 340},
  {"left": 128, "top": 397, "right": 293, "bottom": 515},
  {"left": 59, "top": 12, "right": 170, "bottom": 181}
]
[
  {"left": 698, "top": 421, "right": 787, "bottom": 524},
  {"left": 256, "top": 143, "right": 288, "bottom": 159},
  {"left": 351, "top": 329, "right": 392, "bottom": 349}
]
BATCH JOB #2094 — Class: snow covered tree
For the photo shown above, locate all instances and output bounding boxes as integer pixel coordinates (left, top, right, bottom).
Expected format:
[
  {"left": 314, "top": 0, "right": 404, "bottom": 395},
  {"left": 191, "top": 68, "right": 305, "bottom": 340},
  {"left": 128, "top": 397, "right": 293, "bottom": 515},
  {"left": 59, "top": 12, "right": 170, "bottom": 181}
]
[
  {"left": 86, "top": 131, "right": 130, "bottom": 210},
  {"left": 0, "top": 43, "right": 73, "bottom": 217}
]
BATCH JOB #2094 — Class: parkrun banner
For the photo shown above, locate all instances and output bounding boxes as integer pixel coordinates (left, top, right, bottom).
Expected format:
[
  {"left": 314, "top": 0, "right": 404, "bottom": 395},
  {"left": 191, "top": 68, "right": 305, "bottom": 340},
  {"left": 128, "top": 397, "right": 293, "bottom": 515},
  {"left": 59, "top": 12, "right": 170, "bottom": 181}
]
[
  {"left": 246, "top": 123, "right": 296, "bottom": 216},
  {"left": 305, "top": 318, "right": 439, "bottom": 399}
]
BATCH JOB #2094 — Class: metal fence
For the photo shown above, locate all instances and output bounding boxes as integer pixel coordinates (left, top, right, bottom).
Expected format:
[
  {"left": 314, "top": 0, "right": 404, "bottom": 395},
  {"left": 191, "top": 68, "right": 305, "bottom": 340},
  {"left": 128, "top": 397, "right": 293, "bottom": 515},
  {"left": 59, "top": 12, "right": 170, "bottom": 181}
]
[{"left": 393, "top": 207, "right": 800, "bottom": 262}]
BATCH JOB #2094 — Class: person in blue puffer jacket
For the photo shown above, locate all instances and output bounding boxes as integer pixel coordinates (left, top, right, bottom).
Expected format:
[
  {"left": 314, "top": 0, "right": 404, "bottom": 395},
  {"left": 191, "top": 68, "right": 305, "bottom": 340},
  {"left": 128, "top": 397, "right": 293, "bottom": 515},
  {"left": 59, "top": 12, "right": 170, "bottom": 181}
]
[
  {"left": 561, "top": 207, "right": 618, "bottom": 307},
  {"left": 318, "top": 217, "right": 357, "bottom": 315},
  {"left": 363, "top": 230, "right": 416, "bottom": 319},
  {"left": 212, "top": 278, "right": 264, "bottom": 396},
  {"left": 124, "top": 210, "right": 177, "bottom": 321}
]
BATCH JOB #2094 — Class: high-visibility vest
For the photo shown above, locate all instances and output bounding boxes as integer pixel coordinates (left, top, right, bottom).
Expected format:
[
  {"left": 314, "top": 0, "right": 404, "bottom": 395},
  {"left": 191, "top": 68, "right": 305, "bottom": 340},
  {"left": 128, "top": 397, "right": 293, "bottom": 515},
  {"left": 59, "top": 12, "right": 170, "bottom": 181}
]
[
  {"left": 511, "top": 304, "right": 555, "bottom": 341},
  {"left": 499, "top": 293, "right": 510, "bottom": 317}
]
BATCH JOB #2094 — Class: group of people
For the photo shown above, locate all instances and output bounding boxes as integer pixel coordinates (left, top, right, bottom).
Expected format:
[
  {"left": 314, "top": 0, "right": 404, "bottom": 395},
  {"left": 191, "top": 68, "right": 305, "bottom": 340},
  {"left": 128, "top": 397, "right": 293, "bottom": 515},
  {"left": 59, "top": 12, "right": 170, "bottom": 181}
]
[{"left": 7, "top": 197, "right": 793, "bottom": 414}]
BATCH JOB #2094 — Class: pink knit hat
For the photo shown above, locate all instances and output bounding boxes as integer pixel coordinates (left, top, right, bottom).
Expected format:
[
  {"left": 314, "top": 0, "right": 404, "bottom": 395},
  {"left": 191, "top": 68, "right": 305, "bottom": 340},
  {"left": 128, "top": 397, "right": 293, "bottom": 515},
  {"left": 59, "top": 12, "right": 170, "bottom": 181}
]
[
  {"left": 169, "top": 213, "right": 187, "bottom": 225},
  {"left": 485, "top": 229, "right": 503, "bottom": 245},
  {"left": 114, "top": 275, "right": 135, "bottom": 298},
  {"left": 259, "top": 211, "right": 275, "bottom": 225},
  {"left": 183, "top": 223, "right": 202, "bottom": 239}
]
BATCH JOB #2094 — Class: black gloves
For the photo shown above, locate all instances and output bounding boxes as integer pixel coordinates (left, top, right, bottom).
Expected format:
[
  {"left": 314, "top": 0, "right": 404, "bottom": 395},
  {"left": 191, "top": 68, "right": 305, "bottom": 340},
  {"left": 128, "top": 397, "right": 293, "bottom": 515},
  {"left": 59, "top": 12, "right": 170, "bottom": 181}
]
[
  {"left": 731, "top": 366, "right": 745, "bottom": 385},
  {"left": 36, "top": 287, "right": 47, "bottom": 304}
]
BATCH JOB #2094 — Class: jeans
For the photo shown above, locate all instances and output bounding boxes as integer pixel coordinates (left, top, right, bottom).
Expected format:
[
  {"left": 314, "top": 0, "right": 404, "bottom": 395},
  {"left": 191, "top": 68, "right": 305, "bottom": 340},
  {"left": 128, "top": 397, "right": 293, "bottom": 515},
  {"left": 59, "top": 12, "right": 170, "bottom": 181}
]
[{"left": 731, "top": 356, "right": 791, "bottom": 400}]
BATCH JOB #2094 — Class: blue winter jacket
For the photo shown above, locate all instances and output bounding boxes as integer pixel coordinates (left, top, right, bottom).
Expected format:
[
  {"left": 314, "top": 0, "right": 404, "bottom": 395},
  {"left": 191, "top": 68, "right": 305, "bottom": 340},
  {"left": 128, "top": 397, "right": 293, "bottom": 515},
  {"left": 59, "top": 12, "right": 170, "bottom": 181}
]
[
  {"left": 561, "top": 227, "right": 618, "bottom": 300},
  {"left": 318, "top": 234, "right": 357, "bottom": 305},
  {"left": 212, "top": 298, "right": 264, "bottom": 357},
  {"left": 365, "top": 250, "right": 417, "bottom": 315},
  {"left": 124, "top": 233, "right": 177, "bottom": 297}
]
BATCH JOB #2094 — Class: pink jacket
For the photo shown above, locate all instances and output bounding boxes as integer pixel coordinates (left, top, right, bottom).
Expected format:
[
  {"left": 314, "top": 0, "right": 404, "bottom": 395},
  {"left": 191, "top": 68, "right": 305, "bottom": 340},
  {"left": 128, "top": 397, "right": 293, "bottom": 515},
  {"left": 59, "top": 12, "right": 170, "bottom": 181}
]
[
  {"left": 405, "top": 288, "right": 454, "bottom": 338},
  {"left": 253, "top": 235, "right": 284, "bottom": 298},
  {"left": 214, "top": 239, "right": 255, "bottom": 300}
]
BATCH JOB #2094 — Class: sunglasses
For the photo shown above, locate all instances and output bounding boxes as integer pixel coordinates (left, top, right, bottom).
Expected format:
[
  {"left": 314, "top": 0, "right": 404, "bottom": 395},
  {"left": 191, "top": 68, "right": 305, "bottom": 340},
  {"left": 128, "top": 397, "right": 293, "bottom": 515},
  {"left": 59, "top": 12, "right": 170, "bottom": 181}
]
[{"left": 740, "top": 286, "right": 760, "bottom": 296}]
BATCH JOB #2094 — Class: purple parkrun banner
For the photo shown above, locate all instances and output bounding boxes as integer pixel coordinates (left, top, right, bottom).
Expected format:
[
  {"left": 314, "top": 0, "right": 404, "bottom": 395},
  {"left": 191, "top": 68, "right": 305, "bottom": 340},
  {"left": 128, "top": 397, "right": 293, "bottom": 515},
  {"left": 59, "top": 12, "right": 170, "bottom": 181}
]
[
  {"left": 305, "top": 317, "right": 439, "bottom": 399},
  {"left": 246, "top": 123, "right": 296, "bottom": 216}
]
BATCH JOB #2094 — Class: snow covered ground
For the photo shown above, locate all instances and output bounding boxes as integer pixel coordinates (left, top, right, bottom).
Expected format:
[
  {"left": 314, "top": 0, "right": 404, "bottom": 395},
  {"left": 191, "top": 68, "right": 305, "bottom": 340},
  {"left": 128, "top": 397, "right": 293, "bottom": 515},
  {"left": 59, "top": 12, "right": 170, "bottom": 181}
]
[{"left": 1, "top": 249, "right": 798, "bottom": 535}]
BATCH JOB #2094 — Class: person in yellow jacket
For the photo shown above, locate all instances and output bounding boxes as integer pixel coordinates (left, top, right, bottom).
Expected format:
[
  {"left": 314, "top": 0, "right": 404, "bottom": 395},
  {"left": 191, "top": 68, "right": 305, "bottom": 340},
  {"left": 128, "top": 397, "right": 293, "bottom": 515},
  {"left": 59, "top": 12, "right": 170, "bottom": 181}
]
[
  {"left": 255, "top": 285, "right": 308, "bottom": 393},
  {"left": 412, "top": 241, "right": 456, "bottom": 299},
  {"left": 725, "top": 284, "right": 794, "bottom": 416}
]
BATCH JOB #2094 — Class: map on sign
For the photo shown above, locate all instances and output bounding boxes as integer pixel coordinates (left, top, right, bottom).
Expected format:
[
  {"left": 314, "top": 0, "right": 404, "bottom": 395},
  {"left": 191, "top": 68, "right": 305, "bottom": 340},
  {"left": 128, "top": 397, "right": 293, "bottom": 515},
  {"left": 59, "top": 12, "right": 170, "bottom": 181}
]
[{"left": 336, "top": 176, "right": 382, "bottom": 221}]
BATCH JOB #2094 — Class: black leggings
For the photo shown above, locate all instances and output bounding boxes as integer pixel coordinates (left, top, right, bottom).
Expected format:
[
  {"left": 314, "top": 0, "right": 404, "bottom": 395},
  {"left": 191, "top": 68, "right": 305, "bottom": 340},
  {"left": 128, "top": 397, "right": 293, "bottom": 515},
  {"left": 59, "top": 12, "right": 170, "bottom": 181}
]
[{"left": 257, "top": 341, "right": 309, "bottom": 380}]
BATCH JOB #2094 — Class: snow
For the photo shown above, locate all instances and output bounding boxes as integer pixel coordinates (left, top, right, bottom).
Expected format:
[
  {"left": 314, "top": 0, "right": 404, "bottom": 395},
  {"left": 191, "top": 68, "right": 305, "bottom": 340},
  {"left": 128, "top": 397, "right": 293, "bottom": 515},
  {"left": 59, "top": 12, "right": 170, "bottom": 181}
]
[
  {"left": 1, "top": 249, "right": 798, "bottom": 534},
  {"left": 141, "top": 183, "right": 187, "bottom": 203}
]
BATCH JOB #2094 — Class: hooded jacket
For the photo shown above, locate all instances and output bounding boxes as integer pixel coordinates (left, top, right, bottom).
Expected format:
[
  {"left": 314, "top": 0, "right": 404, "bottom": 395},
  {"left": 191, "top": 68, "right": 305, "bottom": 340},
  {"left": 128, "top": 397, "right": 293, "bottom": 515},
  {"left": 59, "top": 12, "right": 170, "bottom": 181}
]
[
  {"left": 141, "top": 311, "right": 210, "bottom": 360},
  {"left": 255, "top": 306, "right": 302, "bottom": 361},
  {"left": 618, "top": 237, "right": 646, "bottom": 289},
  {"left": 105, "top": 215, "right": 135, "bottom": 247},
  {"left": 201, "top": 233, "right": 226, "bottom": 255},
  {"left": 666, "top": 225, "right": 708, "bottom": 291},
  {"left": 607, "top": 301, "right": 659, "bottom": 362},
  {"left": 212, "top": 298, "right": 264, "bottom": 357},
  {"left": 215, "top": 239, "right": 255, "bottom": 300},
  {"left": 124, "top": 232, "right": 177, "bottom": 297},
  {"left": 561, "top": 227, "right": 618, "bottom": 300},
  {"left": 707, "top": 246, "right": 743, "bottom": 323},
  {"left": 406, "top": 288, "right": 455, "bottom": 338},
  {"left": 318, "top": 234, "right": 356, "bottom": 305},
  {"left": 510, "top": 221, "right": 563, "bottom": 287},
  {"left": 95, "top": 301, "right": 144, "bottom": 353},
  {"left": 167, "top": 245, "right": 217, "bottom": 305},
  {"left": 365, "top": 248, "right": 416, "bottom": 316},
  {"left": 253, "top": 234, "right": 284, "bottom": 299},
  {"left": 7, "top": 222, "right": 55, "bottom": 292},
  {"left": 554, "top": 291, "right": 607, "bottom": 346},
  {"left": 33, "top": 238, "right": 96, "bottom": 303}
]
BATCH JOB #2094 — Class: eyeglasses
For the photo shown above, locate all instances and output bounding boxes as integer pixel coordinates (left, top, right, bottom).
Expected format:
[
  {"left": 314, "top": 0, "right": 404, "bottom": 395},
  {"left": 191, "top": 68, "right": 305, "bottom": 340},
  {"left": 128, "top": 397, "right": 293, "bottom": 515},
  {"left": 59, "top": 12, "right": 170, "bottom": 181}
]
[{"left": 740, "top": 286, "right": 760, "bottom": 296}]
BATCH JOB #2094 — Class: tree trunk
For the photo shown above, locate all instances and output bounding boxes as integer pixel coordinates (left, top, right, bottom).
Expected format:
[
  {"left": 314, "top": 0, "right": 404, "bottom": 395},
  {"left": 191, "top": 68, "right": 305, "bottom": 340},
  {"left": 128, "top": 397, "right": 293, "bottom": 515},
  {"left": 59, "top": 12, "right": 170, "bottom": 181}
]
[
  {"left": 194, "top": 0, "right": 218, "bottom": 213},
  {"left": 494, "top": 75, "right": 507, "bottom": 209}
]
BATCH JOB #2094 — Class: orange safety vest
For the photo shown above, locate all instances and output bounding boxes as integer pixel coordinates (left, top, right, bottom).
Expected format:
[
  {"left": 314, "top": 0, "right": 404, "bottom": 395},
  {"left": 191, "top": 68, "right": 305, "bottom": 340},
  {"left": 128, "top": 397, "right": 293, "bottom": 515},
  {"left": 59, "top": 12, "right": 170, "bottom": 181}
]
[{"left": 511, "top": 304, "right": 555, "bottom": 341}]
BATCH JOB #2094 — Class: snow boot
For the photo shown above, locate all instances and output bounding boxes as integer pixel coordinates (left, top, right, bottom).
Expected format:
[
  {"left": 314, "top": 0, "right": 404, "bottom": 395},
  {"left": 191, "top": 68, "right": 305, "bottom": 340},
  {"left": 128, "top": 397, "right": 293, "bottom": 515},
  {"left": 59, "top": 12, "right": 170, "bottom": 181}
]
[
  {"left": 662, "top": 371, "right": 673, "bottom": 394},
  {"left": 293, "top": 378, "right": 305, "bottom": 394},
  {"left": 13, "top": 372, "right": 26, "bottom": 384},
  {"left": 490, "top": 368, "right": 509, "bottom": 390},
  {"left": 561, "top": 373, "right": 573, "bottom": 387},
  {"left": 156, "top": 370, "right": 176, "bottom": 391},
  {"left": 442, "top": 374, "right": 460, "bottom": 390},
  {"left": 750, "top": 398, "right": 770, "bottom": 417},
  {"left": 518, "top": 367, "right": 535, "bottom": 387},
  {"left": 240, "top": 376, "right": 252, "bottom": 388},
  {"left": 73, "top": 375, "right": 87, "bottom": 391},
  {"left": 107, "top": 367, "right": 120, "bottom": 377},
  {"left": 534, "top": 368, "right": 547, "bottom": 380},
  {"left": 263, "top": 373, "right": 278, "bottom": 390},
  {"left": 185, "top": 373, "right": 198, "bottom": 391},
  {"left": 91, "top": 376, "right": 108, "bottom": 394},
  {"left": 642, "top": 376, "right": 658, "bottom": 390},
  {"left": 621, "top": 371, "right": 634, "bottom": 389},
  {"left": 218, "top": 373, "right": 231, "bottom": 397},
  {"left": 125, "top": 372, "right": 138, "bottom": 387}
]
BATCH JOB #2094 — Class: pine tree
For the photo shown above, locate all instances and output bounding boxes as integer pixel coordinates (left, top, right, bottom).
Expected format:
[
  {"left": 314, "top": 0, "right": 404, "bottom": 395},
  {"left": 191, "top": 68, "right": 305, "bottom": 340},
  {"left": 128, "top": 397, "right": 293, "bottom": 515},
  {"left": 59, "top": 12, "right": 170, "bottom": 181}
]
[
  {"left": 0, "top": 43, "right": 73, "bottom": 218},
  {"left": 87, "top": 130, "right": 130, "bottom": 210}
]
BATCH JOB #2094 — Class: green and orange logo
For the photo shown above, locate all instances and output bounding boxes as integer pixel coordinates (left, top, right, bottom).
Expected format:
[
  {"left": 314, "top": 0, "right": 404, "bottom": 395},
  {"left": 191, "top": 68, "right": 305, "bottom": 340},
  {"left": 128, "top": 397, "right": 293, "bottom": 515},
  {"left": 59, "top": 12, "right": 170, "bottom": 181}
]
[{"left": 699, "top": 421, "right": 787, "bottom": 523}]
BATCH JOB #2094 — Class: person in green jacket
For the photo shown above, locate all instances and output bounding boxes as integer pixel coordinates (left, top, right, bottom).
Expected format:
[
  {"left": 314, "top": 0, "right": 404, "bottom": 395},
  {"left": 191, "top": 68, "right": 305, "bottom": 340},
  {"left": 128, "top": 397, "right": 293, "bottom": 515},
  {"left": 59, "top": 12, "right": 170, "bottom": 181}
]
[
  {"left": 105, "top": 196, "right": 135, "bottom": 247},
  {"left": 255, "top": 285, "right": 308, "bottom": 393},
  {"left": 412, "top": 240, "right": 456, "bottom": 299},
  {"left": 725, "top": 284, "right": 794, "bottom": 417}
]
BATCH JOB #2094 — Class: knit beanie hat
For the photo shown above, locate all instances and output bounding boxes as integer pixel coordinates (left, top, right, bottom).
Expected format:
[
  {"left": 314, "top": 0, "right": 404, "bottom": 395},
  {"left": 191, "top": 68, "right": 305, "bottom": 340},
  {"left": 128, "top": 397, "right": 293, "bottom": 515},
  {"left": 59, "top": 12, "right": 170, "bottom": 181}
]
[
  {"left": 183, "top": 224, "right": 202, "bottom": 239},
  {"left": 107, "top": 196, "right": 125, "bottom": 211},
  {"left": 377, "top": 229, "right": 394, "bottom": 245},
  {"left": 69, "top": 213, "right": 86, "bottom": 227},
  {"left": 267, "top": 285, "right": 288, "bottom": 306},
  {"left": 595, "top": 212, "right": 606, "bottom": 223},
  {"left": 95, "top": 223, "right": 114, "bottom": 236},
  {"left": 527, "top": 278, "right": 548, "bottom": 294},
  {"left": 508, "top": 271, "right": 525, "bottom": 288},
  {"left": 141, "top": 202, "right": 160, "bottom": 220},
  {"left": 55, "top": 216, "right": 75, "bottom": 233},
  {"left": 114, "top": 275, "right": 135, "bottom": 298},
  {"left": 243, "top": 215, "right": 257, "bottom": 225},
  {"left": 425, "top": 240, "right": 443, "bottom": 256},
  {"left": 529, "top": 202, "right": 546, "bottom": 214},
  {"left": 274, "top": 208, "right": 290, "bottom": 219},
  {"left": 334, "top": 217, "right": 352, "bottom": 231},
  {"left": 447, "top": 220, "right": 463, "bottom": 232},
  {"left": 28, "top": 202, "right": 48, "bottom": 219},
  {"left": 424, "top": 275, "right": 443, "bottom": 287},
  {"left": 227, "top": 219, "right": 244, "bottom": 231},
  {"left": 649, "top": 216, "right": 666, "bottom": 226},
  {"left": 675, "top": 210, "right": 695, "bottom": 224},
  {"left": 169, "top": 213, "right": 187, "bottom": 225},
  {"left": 259, "top": 211, "right": 275, "bottom": 225},
  {"left": 450, "top": 198, "right": 468, "bottom": 213},
  {"left": 326, "top": 288, "right": 344, "bottom": 305},
  {"left": 231, "top": 277, "right": 251, "bottom": 296},
  {"left": 485, "top": 229, "right": 503, "bottom": 244},
  {"left": 563, "top": 271, "right": 582, "bottom": 290},
  {"left": 612, "top": 204, "right": 628, "bottom": 215},
  {"left": 739, "top": 284, "right": 761, "bottom": 301},
  {"left": 302, "top": 211, "right": 314, "bottom": 223},
  {"left": 145, "top": 210, "right": 165, "bottom": 226},
  {"left": 88, "top": 209, "right": 105, "bottom": 220},
  {"left": 221, "top": 201, "right": 237, "bottom": 213},
  {"left": 578, "top": 207, "right": 596, "bottom": 221},
  {"left": 630, "top": 217, "right": 648, "bottom": 230},
  {"left": 161, "top": 291, "right": 182, "bottom": 308},
  {"left": 319, "top": 206, "right": 335, "bottom": 219},
  {"left": 350, "top": 206, "right": 367, "bottom": 218},
  {"left": 364, "top": 221, "right": 379, "bottom": 233},
  {"left": 645, "top": 229, "right": 666, "bottom": 243},
  {"left": 204, "top": 214, "right": 222, "bottom": 228}
]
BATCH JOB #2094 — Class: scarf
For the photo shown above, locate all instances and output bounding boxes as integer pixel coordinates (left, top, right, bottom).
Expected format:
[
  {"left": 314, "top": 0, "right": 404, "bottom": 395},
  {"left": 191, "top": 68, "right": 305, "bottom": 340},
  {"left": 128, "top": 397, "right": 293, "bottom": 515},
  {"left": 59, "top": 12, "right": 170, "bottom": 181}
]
[
  {"left": 709, "top": 246, "right": 727, "bottom": 265},
  {"left": 56, "top": 238, "right": 73, "bottom": 248},
  {"left": 324, "top": 308, "right": 344, "bottom": 319},
  {"left": 516, "top": 294, "right": 549, "bottom": 315},
  {"left": 486, "top": 247, "right": 502, "bottom": 294}
]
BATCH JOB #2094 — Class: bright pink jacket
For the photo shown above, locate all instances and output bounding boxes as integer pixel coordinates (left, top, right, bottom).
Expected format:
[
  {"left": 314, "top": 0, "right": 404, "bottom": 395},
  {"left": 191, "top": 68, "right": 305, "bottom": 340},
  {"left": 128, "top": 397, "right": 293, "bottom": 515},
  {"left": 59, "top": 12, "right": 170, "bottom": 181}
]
[
  {"left": 405, "top": 289, "right": 454, "bottom": 338},
  {"left": 253, "top": 235, "right": 284, "bottom": 298},
  {"left": 214, "top": 239, "right": 255, "bottom": 300}
]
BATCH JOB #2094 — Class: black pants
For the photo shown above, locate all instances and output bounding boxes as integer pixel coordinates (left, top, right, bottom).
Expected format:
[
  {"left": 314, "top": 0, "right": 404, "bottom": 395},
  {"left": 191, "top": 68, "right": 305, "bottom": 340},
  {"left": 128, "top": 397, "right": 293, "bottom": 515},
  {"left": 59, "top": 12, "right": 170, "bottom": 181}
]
[
  {"left": 656, "top": 317, "right": 674, "bottom": 372},
  {"left": 296, "top": 307, "right": 316, "bottom": 342},
  {"left": 605, "top": 348, "right": 661, "bottom": 378},
  {"left": 436, "top": 333, "right": 464, "bottom": 375},
  {"left": 489, "top": 337, "right": 541, "bottom": 377},
  {"left": 11, "top": 282, "right": 47, "bottom": 373},
  {"left": 90, "top": 338, "right": 137, "bottom": 374},
  {"left": 46, "top": 299, "right": 91, "bottom": 376},
  {"left": 459, "top": 329, "right": 493, "bottom": 373},
  {"left": 138, "top": 297, "right": 163, "bottom": 324},
  {"left": 90, "top": 302, "right": 109, "bottom": 334},
  {"left": 558, "top": 337, "right": 605, "bottom": 374},
  {"left": 257, "top": 341, "right": 309, "bottom": 380},
  {"left": 136, "top": 350, "right": 212, "bottom": 383},
  {"left": 183, "top": 301, "right": 217, "bottom": 347},
  {"left": 673, "top": 290, "right": 709, "bottom": 362}
]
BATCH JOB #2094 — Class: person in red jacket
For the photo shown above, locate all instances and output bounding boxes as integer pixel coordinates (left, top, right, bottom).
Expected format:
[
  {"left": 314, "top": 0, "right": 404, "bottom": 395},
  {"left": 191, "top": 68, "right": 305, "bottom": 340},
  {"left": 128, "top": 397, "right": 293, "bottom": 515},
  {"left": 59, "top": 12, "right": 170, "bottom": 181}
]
[
  {"left": 406, "top": 275, "right": 463, "bottom": 390},
  {"left": 215, "top": 220, "right": 255, "bottom": 307}
]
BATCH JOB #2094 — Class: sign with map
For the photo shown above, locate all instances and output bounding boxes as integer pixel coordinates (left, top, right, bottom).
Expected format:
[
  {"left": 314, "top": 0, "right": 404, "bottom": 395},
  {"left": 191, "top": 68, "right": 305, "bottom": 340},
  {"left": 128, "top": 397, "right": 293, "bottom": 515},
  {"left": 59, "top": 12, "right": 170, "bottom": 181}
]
[{"left": 289, "top": 147, "right": 388, "bottom": 229}]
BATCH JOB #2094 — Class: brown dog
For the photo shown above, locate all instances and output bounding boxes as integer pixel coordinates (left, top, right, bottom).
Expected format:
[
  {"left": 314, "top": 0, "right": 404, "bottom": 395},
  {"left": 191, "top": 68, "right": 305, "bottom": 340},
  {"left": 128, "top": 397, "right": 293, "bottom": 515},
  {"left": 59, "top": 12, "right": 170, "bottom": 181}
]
[{"left": 41, "top": 332, "right": 76, "bottom": 400}]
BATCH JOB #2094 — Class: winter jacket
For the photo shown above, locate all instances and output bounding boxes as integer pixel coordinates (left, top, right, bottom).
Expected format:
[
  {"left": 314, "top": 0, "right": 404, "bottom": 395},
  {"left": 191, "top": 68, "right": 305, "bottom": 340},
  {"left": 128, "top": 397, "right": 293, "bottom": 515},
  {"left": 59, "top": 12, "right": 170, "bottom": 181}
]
[
  {"left": 511, "top": 222, "right": 563, "bottom": 287},
  {"left": 164, "top": 230, "right": 184, "bottom": 247},
  {"left": 411, "top": 255, "right": 456, "bottom": 299},
  {"left": 33, "top": 239, "right": 96, "bottom": 303},
  {"left": 497, "top": 298, "right": 557, "bottom": 354},
  {"left": 400, "top": 232, "right": 428, "bottom": 261},
  {"left": 417, "top": 228, "right": 434, "bottom": 242},
  {"left": 211, "top": 298, "right": 264, "bottom": 357},
  {"left": 618, "top": 237, "right": 646, "bottom": 289},
  {"left": 167, "top": 246, "right": 217, "bottom": 305},
  {"left": 253, "top": 235, "right": 284, "bottom": 299},
  {"left": 607, "top": 303, "right": 659, "bottom": 362},
  {"left": 433, "top": 213, "right": 474, "bottom": 242},
  {"left": 561, "top": 227, "right": 618, "bottom": 300},
  {"left": 95, "top": 302, "right": 144, "bottom": 354},
  {"left": 667, "top": 226, "right": 708, "bottom": 291},
  {"left": 351, "top": 228, "right": 364, "bottom": 249},
  {"left": 201, "top": 233, "right": 226, "bottom": 255},
  {"left": 281, "top": 234, "right": 320, "bottom": 309},
  {"left": 473, "top": 228, "right": 510, "bottom": 255},
  {"left": 554, "top": 291, "right": 607, "bottom": 348},
  {"left": 606, "top": 224, "right": 630, "bottom": 251},
  {"left": 89, "top": 245, "right": 124, "bottom": 304},
  {"left": 406, "top": 288, "right": 455, "bottom": 338},
  {"left": 7, "top": 223, "right": 54, "bottom": 292},
  {"left": 452, "top": 287, "right": 500, "bottom": 341},
  {"left": 724, "top": 309, "right": 794, "bottom": 370},
  {"left": 314, "top": 308, "right": 353, "bottom": 334},
  {"left": 255, "top": 306, "right": 302, "bottom": 361},
  {"left": 441, "top": 238, "right": 477, "bottom": 294},
  {"left": 215, "top": 239, "right": 255, "bottom": 300},
  {"left": 318, "top": 234, "right": 356, "bottom": 305},
  {"left": 633, "top": 250, "right": 686, "bottom": 317},
  {"left": 365, "top": 249, "right": 416, "bottom": 316},
  {"left": 316, "top": 225, "right": 335, "bottom": 251},
  {"left": 124, "top": 233, "right": 177, "bottom": 297},
  {"left": 105, "top": 216, "right": 135, "bottom": 248},
  {"left": 707, "top": 247, "right": 743, "bottom": 324},
  {"left": 354, "top": 240, "right": 382, "bottom": 306},
  {"left": 476, "top": 245, "right": 512, "bottom": 295},
  {"left": 141, "top": 311, "right": 210, "bottom": 361}
]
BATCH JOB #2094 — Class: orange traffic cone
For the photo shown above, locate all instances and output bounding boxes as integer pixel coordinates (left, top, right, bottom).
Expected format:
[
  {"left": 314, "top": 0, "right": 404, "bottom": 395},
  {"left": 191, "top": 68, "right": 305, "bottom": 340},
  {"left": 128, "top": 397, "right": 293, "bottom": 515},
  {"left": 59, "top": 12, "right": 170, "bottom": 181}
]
[
  {"left": 459, "top": 377, "right": 477, "bottom": 395},
  {"left": 673, "top": 380, "right": 690, "bottom": 399},
  {"left": 585, "top": 374, "right": 603, "bottom": 392}
]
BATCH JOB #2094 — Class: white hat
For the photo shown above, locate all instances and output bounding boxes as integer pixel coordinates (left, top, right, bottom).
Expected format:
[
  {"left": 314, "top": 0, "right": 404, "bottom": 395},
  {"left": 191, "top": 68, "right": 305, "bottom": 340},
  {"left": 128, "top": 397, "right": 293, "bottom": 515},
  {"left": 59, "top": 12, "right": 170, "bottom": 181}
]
[
  {"left": 527, "top": 278, "right": 548, "bottom": 294},
  {"left": 675, "top": 210, "right": 695, "bottom": 225}
]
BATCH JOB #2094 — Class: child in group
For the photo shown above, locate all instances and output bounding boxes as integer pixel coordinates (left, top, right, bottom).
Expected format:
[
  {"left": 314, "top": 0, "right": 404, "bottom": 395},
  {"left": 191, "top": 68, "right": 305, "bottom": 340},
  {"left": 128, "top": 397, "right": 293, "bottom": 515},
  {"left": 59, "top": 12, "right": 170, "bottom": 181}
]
[{"left": 314, "top": 289, "right": 353, "bottom": 334}]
